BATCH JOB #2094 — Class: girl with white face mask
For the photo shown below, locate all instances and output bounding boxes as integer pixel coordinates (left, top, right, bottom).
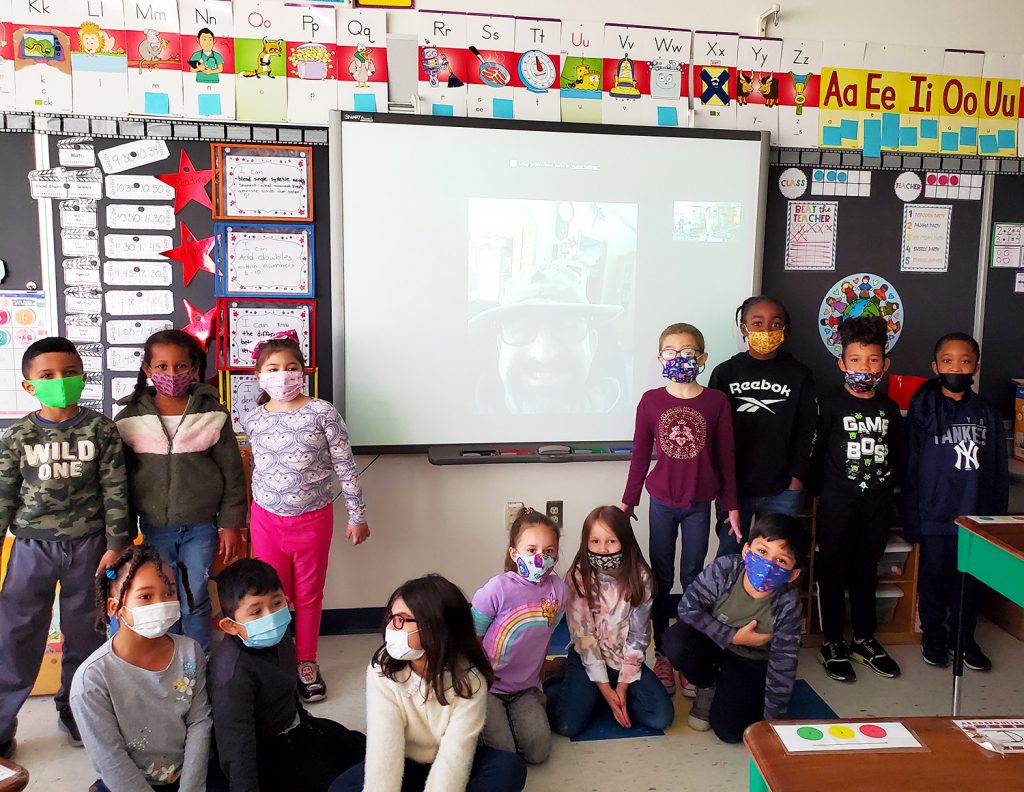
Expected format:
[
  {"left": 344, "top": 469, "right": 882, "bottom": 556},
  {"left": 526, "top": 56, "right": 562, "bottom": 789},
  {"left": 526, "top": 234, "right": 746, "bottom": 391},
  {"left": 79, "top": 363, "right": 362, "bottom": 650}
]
[
  {"left": 332, "top": 575, "right": 527, "bottom": 792},
  {"left": 242, "top": 333, "right": 371, "bottom": 704},
  {"left": 70, "top": 543, "right": 213, "bottom": 792}
]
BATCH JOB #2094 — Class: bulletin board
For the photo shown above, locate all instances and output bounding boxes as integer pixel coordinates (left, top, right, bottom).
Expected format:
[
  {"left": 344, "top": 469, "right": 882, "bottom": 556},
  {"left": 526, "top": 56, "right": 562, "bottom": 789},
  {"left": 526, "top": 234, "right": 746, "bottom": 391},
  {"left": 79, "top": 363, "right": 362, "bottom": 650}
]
[{"left": 761, "top": 165, "right": 985, "bottom": 398}]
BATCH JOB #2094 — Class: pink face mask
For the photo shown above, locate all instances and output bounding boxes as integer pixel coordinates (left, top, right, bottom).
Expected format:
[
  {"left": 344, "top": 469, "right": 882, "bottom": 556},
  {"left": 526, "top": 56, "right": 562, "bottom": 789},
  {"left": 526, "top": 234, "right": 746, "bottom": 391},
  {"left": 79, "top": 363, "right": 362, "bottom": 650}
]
[
  {"left": 151, "top": 370, "right": 197, "bottom": 398},
  {"left": 259, "top": 370, "right": 304, "bottom": 402}
]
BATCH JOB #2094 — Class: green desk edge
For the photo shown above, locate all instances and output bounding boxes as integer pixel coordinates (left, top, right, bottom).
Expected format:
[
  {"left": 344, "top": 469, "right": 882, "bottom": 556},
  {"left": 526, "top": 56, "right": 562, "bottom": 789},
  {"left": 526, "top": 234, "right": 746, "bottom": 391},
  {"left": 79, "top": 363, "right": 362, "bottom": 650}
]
[
  {"left": 957, "top": 524, "right": 1024, "bottom": 608},
  {"left": 749, "top": 758, "right": 770, "bottom": 792}
]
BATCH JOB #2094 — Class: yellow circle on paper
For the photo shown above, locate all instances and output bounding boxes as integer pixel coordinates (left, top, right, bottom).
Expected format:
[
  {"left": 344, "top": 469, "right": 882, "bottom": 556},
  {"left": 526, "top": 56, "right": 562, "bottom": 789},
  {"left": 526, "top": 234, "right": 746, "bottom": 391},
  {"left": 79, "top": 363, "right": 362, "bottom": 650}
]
[{"left": 828, "top": 725, "right": 856, "bottom": 739}]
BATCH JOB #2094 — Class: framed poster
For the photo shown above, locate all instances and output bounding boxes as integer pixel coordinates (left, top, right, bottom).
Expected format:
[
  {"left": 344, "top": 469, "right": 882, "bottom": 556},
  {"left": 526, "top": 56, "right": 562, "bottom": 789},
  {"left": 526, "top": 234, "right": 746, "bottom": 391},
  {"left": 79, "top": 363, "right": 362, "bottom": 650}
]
[
  {"left": 211, "top": 143, "right": 313, "bottom": 220},
  {"left": 214, "top": 223, "right": 314, "bottom": 298}
]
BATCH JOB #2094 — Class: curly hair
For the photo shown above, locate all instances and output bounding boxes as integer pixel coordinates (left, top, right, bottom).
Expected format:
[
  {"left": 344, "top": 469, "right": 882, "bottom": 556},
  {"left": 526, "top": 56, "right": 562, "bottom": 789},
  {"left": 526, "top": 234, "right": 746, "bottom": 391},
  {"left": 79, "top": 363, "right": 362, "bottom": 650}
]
[{"left": 94, "top": 543, "right": 192, "bottom": 635}]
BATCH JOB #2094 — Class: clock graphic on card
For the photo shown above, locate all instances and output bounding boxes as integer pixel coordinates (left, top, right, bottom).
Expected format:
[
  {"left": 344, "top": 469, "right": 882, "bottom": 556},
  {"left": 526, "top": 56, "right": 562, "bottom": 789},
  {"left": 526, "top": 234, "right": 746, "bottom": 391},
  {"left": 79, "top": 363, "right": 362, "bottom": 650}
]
[{"left": 518, "top": 50, "right": 557, "bottom": 93}]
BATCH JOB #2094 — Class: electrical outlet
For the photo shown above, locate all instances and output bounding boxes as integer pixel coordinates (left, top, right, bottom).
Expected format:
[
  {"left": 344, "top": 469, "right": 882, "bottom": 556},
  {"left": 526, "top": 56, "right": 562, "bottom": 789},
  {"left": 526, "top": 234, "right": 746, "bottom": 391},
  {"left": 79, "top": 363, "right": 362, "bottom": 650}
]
[
  {"left": 505, "top": 501, "right": 524, "bottom": 533},
  {"left": 546, "top": 500, "right": 563, "bottom": 529}
]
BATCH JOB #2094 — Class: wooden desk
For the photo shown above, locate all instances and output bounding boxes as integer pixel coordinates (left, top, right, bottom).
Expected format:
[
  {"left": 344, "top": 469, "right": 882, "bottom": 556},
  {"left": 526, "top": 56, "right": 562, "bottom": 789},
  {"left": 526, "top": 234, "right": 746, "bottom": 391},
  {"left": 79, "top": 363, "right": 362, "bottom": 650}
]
[
  {"left": 0, "top": 757, "right": 28, "bottom": 792},
  {"left": 953, "top": 516, "right": 1024, "bottom": 714},
  {"left": 745, "top": 717, "right": 1024, "bottom": 791}
]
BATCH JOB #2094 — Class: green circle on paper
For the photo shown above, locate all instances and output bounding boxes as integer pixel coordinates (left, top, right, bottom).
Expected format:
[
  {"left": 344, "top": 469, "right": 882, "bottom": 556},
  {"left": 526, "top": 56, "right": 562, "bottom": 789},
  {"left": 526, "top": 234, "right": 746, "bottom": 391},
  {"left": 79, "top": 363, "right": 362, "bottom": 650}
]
[{"left": 797, "top": 727, "right": 824, "bottom": 741}]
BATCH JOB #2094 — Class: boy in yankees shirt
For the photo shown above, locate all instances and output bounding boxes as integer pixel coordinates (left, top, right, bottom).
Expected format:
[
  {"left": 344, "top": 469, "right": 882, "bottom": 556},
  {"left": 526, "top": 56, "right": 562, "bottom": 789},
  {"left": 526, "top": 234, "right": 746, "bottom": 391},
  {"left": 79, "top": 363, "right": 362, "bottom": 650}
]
[
  {"left": 813, "top": 316, "right": 904, "bottom": 683},
  {"left": 903, "top": 333, "right": 1007, "bottom": 672}
]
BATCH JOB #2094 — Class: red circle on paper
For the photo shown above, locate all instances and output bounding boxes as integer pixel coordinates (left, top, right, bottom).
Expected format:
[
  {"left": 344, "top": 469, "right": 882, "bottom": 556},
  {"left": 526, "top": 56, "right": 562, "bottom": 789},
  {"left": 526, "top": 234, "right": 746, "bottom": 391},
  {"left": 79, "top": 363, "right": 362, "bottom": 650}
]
[
  {"left": 938, "top": 175, "right": 949, "bottom": 186},
  {"left": 859, "top": 724, "right": 888, "bottom": 739},
  {"left": 950, "top": 175, "right": 960, "bottom": 186},
  {"left": 927, "top": 174, "right": 937, "bottom": 185}
]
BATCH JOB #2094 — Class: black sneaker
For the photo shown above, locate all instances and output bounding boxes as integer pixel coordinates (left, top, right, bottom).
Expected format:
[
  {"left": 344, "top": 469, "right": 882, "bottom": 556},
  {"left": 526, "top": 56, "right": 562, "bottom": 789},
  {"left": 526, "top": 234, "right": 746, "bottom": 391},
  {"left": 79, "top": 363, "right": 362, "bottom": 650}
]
[
  {"left": 850, "top": 637, "right": 901, "bottom": 679},
  {"left": 57, "top": 706, "right": 83, "bottom": 747},
  {"left": 818, "top": 641, "right": 856, "bottom": 682},
  {"left": 0, "top": 736, "right": 14, "bottom": 760},
  {"left": 922, "top": 643, "right": 949, "bottom": 668},
  {"left": 961, "top": 643, "right": 993, "bottom": 672},
  {"left": 298, "top": 661, "right": 327, "bottom": 702}
]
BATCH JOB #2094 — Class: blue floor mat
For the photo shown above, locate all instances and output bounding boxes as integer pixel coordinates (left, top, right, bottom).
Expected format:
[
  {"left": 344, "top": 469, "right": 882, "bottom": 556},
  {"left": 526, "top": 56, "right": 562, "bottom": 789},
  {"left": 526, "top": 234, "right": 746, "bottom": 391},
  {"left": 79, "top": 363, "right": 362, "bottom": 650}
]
[
  {"left": 786, "top": 679, "right": 837, "bottom": 719},
  {"left": 569, "top": 706, "right": 665, "bottom": 742}
]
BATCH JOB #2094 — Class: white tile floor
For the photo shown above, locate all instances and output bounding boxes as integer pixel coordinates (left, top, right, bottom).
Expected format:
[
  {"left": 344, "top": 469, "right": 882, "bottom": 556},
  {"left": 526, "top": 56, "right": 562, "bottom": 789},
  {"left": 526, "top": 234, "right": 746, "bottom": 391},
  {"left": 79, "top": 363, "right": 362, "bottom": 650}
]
[{"left": 11, "top": 621, "right": 1024, "bottom": 791}]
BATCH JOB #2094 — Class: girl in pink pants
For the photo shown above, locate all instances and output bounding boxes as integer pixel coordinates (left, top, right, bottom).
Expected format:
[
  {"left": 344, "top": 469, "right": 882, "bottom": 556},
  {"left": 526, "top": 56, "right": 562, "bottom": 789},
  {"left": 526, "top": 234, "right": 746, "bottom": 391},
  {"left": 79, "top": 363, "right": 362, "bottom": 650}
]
[{"left": 242, "top": 333, "right": 370, "bottom": 702}]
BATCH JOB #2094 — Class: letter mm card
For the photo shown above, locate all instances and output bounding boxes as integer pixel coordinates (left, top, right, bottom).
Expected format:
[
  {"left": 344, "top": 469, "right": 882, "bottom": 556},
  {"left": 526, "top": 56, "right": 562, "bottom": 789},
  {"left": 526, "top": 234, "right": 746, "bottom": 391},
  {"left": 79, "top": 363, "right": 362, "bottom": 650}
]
[{"left": 124, "top": 0, "right": 182, "bottom": 117}]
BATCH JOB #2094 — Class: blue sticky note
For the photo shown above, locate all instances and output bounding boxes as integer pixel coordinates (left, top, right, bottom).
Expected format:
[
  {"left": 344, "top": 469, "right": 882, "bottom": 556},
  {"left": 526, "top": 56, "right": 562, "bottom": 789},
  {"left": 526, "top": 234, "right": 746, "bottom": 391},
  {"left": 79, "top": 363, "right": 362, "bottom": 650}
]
[
  {"left": 822, "top": 126, "right": 843, "bottom": 146},
  {"left": 492, "top": 98, "right": 514, "bottom": 119},
  {"left": 979, "top": 134, "right": 998, "bottom": 154},
  {"left": 941, "top": 131, "right": 960, "bottom": 151},
  {"left": 960, "top": 126, "right": 977, "bottom": 146},
  {"left": 353, "top": 93, "right": 377, "bottom": 112},
  {"left": 432, "top": 103, "right": 454, "bottom": 116},
  {"left": 920, "top": 119, "right": 939, "bottom": 139},
  {"left": 997, "top": 128, "right": 1016, "bottom": 149},
  {"left": 197, "top": 93, "right": 221, "bottom": 117},
  {"left": 839, "top": 118, "right": 858, "bottom": 139},
  {"left": 863, "top": 118, "right": 882, "bottom": 157},
  {"left": 657, "top": 105, "right": 679, "bottom": 126},
  {"left": 899, "top": 126, "right": 918, "bottom": 147},
  {"left": 144, "top": 91, "right": 170, "bottom": 115},
  {"left": 881, "top": 113, "right": 900, "bottom": 148}
]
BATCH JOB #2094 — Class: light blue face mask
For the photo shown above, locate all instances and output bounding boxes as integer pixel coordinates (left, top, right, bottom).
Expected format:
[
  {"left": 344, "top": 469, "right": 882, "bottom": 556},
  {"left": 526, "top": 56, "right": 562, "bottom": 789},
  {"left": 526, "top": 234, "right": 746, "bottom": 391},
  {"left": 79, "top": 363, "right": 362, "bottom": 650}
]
[{"left": 234, "top": 606, "right": 292, "bottom": 649}]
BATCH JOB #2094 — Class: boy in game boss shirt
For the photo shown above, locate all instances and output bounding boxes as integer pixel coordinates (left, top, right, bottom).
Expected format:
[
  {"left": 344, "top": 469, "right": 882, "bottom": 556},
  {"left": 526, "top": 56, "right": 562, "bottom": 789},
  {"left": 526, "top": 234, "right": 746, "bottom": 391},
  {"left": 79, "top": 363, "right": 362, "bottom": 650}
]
[{"left": 812, "top": 317, "right": 904, "bottom": 684}]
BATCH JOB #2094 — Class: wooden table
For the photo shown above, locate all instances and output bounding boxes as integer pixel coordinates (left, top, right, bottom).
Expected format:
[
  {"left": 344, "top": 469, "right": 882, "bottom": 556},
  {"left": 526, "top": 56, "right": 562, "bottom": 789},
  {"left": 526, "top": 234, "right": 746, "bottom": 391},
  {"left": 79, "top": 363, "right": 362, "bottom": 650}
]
[
  {"left": 953, "top": 516, "right": 1024, "bottom": 714},
  {"left": 0, "top": 757, "right": 28, "bottom": 792},
  {"left": 745, "top": 717, "right": 1024, "bottom": 791}
]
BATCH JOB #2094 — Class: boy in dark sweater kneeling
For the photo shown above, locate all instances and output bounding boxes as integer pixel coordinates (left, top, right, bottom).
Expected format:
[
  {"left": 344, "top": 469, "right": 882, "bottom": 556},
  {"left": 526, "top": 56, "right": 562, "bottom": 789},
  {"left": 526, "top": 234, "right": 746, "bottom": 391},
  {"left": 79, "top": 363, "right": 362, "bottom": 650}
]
[
  {"left": 210, "top": 559, "right": 365, "bottom": 792},
  {"left": 661, "top": 514, "right": 808, "bottom": 743}
]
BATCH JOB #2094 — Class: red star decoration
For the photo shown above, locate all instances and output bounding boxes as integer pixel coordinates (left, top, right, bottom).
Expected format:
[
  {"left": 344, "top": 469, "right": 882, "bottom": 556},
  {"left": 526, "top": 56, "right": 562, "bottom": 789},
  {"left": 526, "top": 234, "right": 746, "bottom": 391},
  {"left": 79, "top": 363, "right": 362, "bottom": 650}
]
[
  {"left": 181, "top": 299, "right": 218, "bottom": 351},
  {"left": 156, "top": 150, "right": 213, "bottom": 214},
  {"left": 161, "top": 223, "right": 216, "bottom": 286}
]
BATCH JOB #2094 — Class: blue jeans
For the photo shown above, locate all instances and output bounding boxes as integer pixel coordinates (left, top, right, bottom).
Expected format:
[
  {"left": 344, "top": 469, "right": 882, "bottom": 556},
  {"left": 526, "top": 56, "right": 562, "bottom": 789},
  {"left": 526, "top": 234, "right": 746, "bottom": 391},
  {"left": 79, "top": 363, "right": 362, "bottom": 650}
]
[
  {"left": 715, "top": 488, "right": 802, "bottom": 558},
  {"left": 649, "top": 496, "right": 712, "bottom": 652},
  {"left": 544, "top": 648, "right": 674, "bottom": 737},
  {"left": 141, "top": 522, "right": 219, "bottom": 652},
  {"left": 330, "top": 745, "right": 526, "bottom": 792}
]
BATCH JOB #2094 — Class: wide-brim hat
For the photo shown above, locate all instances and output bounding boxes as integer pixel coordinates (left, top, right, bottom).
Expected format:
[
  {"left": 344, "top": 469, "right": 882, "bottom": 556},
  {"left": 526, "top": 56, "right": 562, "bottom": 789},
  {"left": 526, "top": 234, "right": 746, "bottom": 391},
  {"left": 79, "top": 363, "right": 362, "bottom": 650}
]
[{"left": 469, "top": 265, "right": 624, "bottom": 328}]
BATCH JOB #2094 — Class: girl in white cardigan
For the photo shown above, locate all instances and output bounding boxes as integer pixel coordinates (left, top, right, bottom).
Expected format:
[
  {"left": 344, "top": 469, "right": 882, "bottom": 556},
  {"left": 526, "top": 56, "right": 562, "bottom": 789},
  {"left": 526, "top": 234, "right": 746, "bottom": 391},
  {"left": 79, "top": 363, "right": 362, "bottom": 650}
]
[{"left": 330, "top": 575, "right": 527, "bottom": 792}]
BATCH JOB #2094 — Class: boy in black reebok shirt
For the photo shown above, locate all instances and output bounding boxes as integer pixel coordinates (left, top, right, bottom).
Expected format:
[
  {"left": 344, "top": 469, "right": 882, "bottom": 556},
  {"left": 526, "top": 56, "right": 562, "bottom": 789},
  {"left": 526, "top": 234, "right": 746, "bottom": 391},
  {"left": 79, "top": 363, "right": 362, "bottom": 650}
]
[{"left": 813, "top": 317, "right": 904, "bottom": 683}]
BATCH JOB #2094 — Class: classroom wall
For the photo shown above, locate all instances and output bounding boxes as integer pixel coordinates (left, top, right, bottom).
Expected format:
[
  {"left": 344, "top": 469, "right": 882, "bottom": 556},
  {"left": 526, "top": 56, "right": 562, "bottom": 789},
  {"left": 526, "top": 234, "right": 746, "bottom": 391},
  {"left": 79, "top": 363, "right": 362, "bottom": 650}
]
[{"left": 321, "top": 0, "right": 1023, "bottom": 611}]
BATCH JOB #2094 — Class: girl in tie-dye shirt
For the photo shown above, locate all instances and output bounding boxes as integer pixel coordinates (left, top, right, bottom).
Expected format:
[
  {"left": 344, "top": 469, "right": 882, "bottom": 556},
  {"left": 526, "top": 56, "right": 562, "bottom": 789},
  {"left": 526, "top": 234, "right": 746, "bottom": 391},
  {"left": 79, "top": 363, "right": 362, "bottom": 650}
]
[
  {"left": 472, "top": 507, "right": 566, "bottom": 764},
  {"left": 242, "top": 335, "right": 370, "bottom": 703}
]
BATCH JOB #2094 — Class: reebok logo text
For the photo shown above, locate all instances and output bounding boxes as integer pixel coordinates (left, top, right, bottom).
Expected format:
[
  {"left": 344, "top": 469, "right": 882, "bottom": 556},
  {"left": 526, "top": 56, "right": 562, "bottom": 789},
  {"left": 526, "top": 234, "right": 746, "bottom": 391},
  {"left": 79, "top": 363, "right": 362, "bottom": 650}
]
[{"left": 729, "top": 380, "right": 792, "bottom": 397}]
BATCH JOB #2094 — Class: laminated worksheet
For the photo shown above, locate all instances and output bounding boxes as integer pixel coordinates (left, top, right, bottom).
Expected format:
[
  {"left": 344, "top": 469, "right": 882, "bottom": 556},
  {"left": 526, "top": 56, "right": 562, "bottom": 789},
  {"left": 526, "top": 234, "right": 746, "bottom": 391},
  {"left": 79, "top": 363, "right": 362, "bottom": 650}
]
[
  {"left": 227, "top": 303, "right": 312, "bottom": 368},
  {"left": 336, "top": 7, "right": 387, "bottom": 114},
  {"left": 284, "top": 1, "right": 336, "bottom": 125},
  {"left": 124, "top": 0, "right": 182, "bottom": 117},
  {"left": 212, "top": 144, "right": 312, "bottom": 221},
  {"left": 217, "top": 224, "right": 313, "bottom": 297},
  {"left": 178, "top": 0, "right": 234, "bottom": 119},
  {"left": 233, "top": 0, "right": 286, "bottom": 122}
]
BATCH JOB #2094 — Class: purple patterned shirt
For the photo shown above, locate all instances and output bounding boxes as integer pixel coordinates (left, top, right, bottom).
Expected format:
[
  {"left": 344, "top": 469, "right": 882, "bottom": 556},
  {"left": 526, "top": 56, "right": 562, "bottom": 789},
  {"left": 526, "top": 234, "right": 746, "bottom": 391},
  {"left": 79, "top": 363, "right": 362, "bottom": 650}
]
[{"left": 243, "top": 399, "right": 367, "bottom": 522}]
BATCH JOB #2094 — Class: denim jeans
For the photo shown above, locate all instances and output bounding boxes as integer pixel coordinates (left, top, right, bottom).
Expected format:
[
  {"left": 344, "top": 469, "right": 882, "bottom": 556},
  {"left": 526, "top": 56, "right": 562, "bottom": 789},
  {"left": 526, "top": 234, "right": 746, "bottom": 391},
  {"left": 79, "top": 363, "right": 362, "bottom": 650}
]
[
  {"left": 715, "top": 488, "right": 803, "bottom": 558},
  {"left": 141, "top": 522, "right": 219, "bottom": 652},
  {"left": 330, "top": 745, "right": 526, "bottom": 792},
  {"left": 544, "top": 648, "right": 674, "bottom": 737},
  {"left": 648, "top": 496, "right": 712, "bottom": 652}
]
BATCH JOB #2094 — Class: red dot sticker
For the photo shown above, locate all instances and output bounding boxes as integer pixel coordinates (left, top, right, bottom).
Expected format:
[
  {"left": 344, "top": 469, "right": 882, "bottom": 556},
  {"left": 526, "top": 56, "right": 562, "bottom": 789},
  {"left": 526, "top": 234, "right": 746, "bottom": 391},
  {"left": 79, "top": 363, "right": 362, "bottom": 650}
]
[
  {"left": 950, "top": 175, "right": 960, "bottom": 186},
  {"left": 860, "top": 724, "right": 888, "bottom": 739},
  {"left": 938, "top": 175, "right": 949, "bottom": 186},
  {"left": 926, "top": 174, "right": 937, "bottom": 185}
]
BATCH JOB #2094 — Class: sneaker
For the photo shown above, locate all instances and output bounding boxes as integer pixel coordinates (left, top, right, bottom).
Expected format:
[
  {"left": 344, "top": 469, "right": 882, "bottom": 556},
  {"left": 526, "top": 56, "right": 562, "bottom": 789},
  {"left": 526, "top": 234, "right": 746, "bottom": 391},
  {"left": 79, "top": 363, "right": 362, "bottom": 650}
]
[
  {"left": 818, "top": 641, "right": 856, "bottom": 682},
  {"left": 687, "top": 685, "right": 714, "bottom": 731},
  {"left": 653, "top": 654, "right": 676, "bottom": 695},
  {"left": 850, "top": 637, "right": 901, "bottom": 679},
  {"left": 922, "top": 643, "right": 949, "bottom": 668},
  {"left": 678, "top": 672, "right": 696, "bottom": 699},
  {"left": 57, "top": 706, "right": 83, "bottom": 747},
  {"left": 961, "top": 643, "right": 993, "bottom": 672},
  {"left": 0, "top": 737, "right": 14, "bottom": 760},
  {"left": 298, "top": 661, "right": 327, "bottom": 702}
]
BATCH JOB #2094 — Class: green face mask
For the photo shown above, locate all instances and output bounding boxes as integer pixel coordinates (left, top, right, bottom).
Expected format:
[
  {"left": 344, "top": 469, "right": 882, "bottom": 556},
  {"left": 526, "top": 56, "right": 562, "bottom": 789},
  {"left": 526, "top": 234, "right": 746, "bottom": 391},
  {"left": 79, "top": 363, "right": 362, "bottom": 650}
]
[{"left": 25, "top": 375, "right": 86, "bottom": 409}]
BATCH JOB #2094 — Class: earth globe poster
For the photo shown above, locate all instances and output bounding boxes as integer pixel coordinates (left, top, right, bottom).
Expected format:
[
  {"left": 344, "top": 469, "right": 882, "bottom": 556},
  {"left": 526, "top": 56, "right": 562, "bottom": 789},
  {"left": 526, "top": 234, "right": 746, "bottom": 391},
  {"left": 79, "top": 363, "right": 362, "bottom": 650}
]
[{"left": 818, "top": 272, "right": 904, "bottom": 358}]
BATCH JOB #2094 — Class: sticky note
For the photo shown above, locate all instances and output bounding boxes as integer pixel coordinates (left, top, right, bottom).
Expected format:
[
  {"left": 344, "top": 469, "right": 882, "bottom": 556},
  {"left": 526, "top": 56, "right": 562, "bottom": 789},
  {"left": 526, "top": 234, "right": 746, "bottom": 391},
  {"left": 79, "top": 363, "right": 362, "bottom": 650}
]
[
  {"left": 899, "top": 126, "right": 918, "bottom": 147},
  {"left": 997, "top": 128, "right": 1016, "bottom": 149},
  {"left": 353, "top": 93, "right": 377, "bottom": 112},
  {"left": 144, "top": 92, "right": 170, "bottom": 115},
  {"left": 657, "top": 106, "right": 679, "bottom": 126},
  {"left": 822, "top": 126, "right": 843, "bottom": 146},
  {"left": 863, "top": 118, "right": 882, "bottom": 157},
  {"left": 960, "top": 126, "right": 977, "bottom": 146},
  {"left": 432, "top": 103, "right": 454, "bottom": 116},
  {"left": 979, "top": 134, "right": 998, "bottom": 154},
  {"left": 198, "top": 94, "right": 222, "bottom": 117},
  {"left": 839, "top": 118, "right": 858, "bottom": 139},
  {"left": 920, "top": 119, "right": 939, "bottom": 139},
  {"left": 881, "top": 113, "right": 900, "bottom": 148},
  {"left": 941, "top": 131, "right": 960, "bottom": 151},
  {"left": 492, "top": 98, "right": 513, "bottom": 119}
]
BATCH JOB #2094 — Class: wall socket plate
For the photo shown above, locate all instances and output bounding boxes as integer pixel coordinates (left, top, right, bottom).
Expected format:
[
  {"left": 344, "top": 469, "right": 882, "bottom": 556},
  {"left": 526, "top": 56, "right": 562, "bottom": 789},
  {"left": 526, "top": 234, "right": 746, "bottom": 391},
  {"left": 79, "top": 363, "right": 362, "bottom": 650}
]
[
  {"left": 505, "top": 501, "right": 524, "bottom": 533},
  {"left": 546, "top": 500, "right": 563, "bottom": 529}
]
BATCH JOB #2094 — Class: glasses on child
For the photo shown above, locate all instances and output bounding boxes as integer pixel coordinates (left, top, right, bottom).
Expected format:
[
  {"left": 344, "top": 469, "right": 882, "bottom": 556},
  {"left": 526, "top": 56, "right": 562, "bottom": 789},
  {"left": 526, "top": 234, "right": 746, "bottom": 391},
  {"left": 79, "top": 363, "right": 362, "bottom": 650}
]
[
  {"left": 659, "top": 348, "right": 700, "bottom": 361},
  {"left": 499, "top": 316, "right": 590, "bottom": 347},
  {"left": 385, "top": 613, "right": 417, "bottom": 629}
]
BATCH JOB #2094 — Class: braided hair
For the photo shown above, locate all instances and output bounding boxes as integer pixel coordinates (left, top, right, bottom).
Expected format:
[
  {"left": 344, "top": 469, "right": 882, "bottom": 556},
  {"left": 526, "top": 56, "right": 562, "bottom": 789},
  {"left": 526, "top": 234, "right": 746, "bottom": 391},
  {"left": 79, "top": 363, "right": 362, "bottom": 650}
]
[
  {"left": 94, "top": 543, "right": 193, "bottom": 635},
  {"left": 735, "top": 296, "right": 791, "bottom": 333},
  {"left": 126, "top": 329, "right": 208, "bottom": 404}
]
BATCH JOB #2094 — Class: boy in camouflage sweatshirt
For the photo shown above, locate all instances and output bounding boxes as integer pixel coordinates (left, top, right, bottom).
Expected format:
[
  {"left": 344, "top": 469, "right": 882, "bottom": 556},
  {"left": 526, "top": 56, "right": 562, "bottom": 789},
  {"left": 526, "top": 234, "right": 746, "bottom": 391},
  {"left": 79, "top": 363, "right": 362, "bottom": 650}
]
[{"left": 0, "top": 338, "right": 131, "bottom": 759}]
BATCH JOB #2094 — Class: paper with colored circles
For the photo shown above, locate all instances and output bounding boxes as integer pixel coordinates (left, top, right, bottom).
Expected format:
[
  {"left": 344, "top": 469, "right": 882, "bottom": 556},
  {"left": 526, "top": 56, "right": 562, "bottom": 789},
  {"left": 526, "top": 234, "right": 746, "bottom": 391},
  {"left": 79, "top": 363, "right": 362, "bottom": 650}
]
[
  {"left": 0, "top": 291, "right": 49, "bottom": 418},
  {"left": 772, "top": 721, "right": 922, "bottom": 753}
]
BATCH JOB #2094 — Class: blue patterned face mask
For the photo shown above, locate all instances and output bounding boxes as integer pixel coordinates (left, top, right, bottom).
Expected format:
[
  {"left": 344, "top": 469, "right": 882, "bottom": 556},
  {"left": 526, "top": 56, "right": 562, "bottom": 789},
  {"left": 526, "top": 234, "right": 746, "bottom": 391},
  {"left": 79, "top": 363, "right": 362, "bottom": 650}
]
[
  {"left": 743, "top": 550, "right": 792, "bottom": 592},
  {"left": 844, "top": 369, "right": 884, "bottom": 394},
  {"left": 662, "top": 356, "right": 701, "bottom": 384},
  {"left": 514, "top": 552, "right": 556, "bottom": 583}
]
